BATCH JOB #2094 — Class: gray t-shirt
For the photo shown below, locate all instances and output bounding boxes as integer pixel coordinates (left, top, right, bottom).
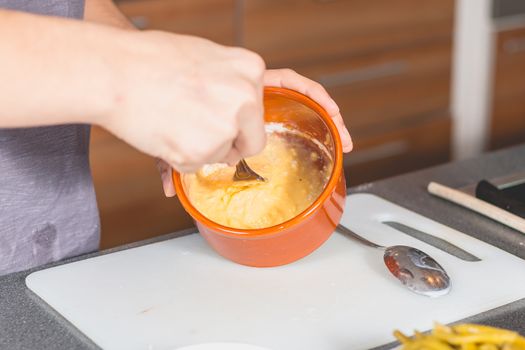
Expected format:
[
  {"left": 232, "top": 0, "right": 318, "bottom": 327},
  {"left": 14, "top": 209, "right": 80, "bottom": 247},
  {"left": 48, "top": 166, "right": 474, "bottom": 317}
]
[{"left": 0, "top": 0, "right": 99, "bottom": 276}]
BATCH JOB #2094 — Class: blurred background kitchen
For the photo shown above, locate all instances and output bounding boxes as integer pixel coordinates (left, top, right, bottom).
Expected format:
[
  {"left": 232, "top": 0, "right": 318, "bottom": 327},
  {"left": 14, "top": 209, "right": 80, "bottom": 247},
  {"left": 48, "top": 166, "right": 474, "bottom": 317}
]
[{"left": 90, "top": 0, "right": 525, "bottom": 249}]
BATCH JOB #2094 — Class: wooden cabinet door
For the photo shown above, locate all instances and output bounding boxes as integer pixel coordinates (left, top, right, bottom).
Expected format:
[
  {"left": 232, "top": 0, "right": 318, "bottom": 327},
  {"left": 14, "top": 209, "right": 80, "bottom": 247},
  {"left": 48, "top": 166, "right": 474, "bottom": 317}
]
[
  {"left": 490, "top": 26, "right": 525, "bottom": 149},
  {"left": 90, "top": 127, "right": 194, "bottom": 249},
  {"left": 117, "top": 0, "right": 236, "bottom": 45},
  {"left": 345, "top": 114, "right": 451, "bottom": 185},
  {"left": 296, "top": 40, "right": 452, "bottom": 136},
  {"left": 241, "top": 0, "right": 454, "bottom": 66}
]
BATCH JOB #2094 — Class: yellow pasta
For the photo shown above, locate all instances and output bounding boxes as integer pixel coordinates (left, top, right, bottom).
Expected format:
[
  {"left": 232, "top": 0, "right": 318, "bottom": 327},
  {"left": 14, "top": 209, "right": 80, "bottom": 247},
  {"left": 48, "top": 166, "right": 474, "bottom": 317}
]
[{"left": 394, "top": 323, "right": 525, "bottom": 350}]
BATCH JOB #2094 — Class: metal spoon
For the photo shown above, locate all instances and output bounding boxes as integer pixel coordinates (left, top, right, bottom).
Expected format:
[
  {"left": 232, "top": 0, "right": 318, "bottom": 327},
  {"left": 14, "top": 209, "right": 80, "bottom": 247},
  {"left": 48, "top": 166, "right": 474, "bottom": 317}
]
[
  {"left": 336, "top": 223, "right": 451, "bottom": 297},
  {"left": 233, "top": 159, "right": 265, "bottom": 182}
]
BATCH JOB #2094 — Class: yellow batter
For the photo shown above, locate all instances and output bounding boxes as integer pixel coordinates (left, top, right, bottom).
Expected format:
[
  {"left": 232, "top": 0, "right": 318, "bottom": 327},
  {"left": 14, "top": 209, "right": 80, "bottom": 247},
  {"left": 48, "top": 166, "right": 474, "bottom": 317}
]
[{"left": 183, "top": 132, "right": 332, "bottom": 229}]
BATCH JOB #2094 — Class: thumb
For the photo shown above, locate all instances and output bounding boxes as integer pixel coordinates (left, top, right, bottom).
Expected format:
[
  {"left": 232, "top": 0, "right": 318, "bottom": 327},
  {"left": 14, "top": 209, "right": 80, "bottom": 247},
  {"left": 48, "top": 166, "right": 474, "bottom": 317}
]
[{"left": 155, "top": 159, "right": 176, "bottom": 197}]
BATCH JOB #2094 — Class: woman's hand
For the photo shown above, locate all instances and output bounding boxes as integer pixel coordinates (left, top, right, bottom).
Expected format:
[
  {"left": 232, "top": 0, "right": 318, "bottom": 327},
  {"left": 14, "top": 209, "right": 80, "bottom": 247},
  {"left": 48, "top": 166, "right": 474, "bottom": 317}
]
[
  {"left": 158, "top": 68, "right": 353, "bottom": 197},
  {"left": 102, "top": 31, "right": 267, "bottom": 174},
  {"left": 263, "top": 68, "right": 352, "bottom": 153}
]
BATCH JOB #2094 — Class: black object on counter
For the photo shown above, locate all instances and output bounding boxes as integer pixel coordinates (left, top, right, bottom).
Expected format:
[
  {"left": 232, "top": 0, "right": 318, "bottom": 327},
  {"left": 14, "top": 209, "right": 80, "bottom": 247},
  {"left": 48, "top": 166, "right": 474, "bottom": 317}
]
[{"left": 475, "top": 180, "right": 525, "bottom": 218}]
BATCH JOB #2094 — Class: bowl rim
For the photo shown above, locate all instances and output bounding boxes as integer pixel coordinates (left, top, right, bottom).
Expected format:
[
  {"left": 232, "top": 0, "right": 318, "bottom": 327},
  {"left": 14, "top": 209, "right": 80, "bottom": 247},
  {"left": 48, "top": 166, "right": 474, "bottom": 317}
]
[{"left": 172, "top": 86, "right": 343, "bottom": 238}]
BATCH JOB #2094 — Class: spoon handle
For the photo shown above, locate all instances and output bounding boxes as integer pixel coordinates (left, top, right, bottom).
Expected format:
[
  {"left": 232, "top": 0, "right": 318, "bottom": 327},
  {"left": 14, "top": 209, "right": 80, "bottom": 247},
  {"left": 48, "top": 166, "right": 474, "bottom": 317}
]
[{"left": 336, "top": 224, "right": 384, "bottom": 250}]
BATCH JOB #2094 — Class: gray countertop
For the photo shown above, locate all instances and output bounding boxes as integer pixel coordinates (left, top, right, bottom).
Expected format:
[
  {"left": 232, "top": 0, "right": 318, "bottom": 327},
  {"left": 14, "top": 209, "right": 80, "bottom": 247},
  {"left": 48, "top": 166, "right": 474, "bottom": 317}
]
[{"left": 1, "top": 144, "right": 524, "bottom": 350}]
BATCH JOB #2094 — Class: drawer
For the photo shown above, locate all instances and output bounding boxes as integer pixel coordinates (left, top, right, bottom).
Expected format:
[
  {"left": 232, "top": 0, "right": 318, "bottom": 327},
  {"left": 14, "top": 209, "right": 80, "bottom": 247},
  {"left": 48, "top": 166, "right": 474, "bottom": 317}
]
[
  {"left": 490, "top": 95, "right": 525, "bottom": 150},
  {"left": 297, "top": 40, "right": 452, "bottom": 136},
  {"left": 493, "top": 26, "right": 525, "bottom": 100},
  {"left": 344, "top": 113, "right": 451, "bottom": 185},
  {"left": 241, "top": 0, "right": 454, "bottom": 66},
  {"left": 490, "top": 26, "right": 525, "bottom": 149},
  {"left": 90, "top": 127, "right": 194, "bottom": 249},
  {"left": 117, "top": 0, "right": 235, "bottom": 45}
]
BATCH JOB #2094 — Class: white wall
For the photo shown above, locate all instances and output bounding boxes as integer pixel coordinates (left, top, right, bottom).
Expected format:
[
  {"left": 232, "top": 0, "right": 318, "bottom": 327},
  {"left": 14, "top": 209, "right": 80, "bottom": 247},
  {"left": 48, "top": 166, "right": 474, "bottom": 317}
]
[{"left": 451, "top": 0, "right": 494, "bottom": 160}]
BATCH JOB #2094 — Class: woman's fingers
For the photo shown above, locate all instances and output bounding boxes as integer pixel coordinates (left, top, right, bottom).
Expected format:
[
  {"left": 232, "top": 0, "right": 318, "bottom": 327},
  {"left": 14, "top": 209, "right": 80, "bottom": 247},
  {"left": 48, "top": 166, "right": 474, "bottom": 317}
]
[
  {"left": 264, "top": 69, "right": 353, "bottom": 152},
  {"left": 155, "top": 158, "right": 176, "bottom": 197},
  {"left": 333, "top": 112, "right": 353, "bottom": 152}
]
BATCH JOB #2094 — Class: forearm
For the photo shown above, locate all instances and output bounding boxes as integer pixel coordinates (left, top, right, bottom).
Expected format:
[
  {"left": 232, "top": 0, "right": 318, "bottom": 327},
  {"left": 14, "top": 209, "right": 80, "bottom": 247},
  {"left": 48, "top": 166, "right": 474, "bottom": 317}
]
[
  {"left": 0, "top": 9, "right": 126, "bottom": 128},
  {"left": 84, "top": 0, "right": 135, "bottom": 30}
]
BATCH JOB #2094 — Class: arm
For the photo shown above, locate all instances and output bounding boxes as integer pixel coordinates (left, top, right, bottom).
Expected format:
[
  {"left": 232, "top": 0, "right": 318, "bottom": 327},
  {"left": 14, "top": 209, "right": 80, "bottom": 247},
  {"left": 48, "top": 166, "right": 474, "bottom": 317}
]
[
  {"left": 0, "top": 8, "right": 266, "bottom": 171},
  {"left": 0, "top": 9, "right": 120, "bottom": 127},
  {"left": 83, "top": 0, "right": 176, "bottom": 197}
]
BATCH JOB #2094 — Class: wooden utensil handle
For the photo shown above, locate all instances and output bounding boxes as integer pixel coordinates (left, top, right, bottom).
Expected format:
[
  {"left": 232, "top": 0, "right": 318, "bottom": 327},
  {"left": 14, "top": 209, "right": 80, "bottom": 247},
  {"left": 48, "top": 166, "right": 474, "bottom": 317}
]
[{"left": 427, "top": 182, "right": 525, "bottom": 234}]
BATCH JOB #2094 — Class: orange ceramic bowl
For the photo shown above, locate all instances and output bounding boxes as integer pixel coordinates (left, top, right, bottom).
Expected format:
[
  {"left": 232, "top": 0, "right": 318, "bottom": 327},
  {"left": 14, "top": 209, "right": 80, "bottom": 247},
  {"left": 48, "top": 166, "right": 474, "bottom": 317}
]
[{"left": 173, "top": 87, "right": 346, "bottom": 267}]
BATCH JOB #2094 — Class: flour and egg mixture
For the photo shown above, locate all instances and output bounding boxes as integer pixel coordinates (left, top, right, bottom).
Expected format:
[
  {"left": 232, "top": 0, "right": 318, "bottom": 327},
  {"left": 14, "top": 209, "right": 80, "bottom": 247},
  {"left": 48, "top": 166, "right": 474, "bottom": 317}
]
[{"left": 183, "top": 128, "right": 333, "bottom": 229}]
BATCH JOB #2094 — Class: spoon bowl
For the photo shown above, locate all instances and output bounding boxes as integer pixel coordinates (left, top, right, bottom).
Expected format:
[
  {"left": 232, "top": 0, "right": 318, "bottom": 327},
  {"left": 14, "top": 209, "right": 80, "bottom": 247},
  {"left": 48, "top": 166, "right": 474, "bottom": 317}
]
[
  {"left": 233, "top": 159, "right": 266, "bottom": 182},
  {"left": 384, "top": 245, "right": 451, "bottom": 297},
  {"left": 336, "top": 224, "right": 451, "bottom": 297}
]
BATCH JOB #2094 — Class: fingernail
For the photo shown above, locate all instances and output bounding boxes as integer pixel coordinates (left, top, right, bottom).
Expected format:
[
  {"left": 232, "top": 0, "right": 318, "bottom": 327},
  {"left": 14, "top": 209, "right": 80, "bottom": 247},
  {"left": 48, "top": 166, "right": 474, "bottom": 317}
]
[
  {"left": 329, "top": 99, "right": 339, "bottom": 112},
  {"left": 164, "top": 184, "right": 176, "bottom": 197}
]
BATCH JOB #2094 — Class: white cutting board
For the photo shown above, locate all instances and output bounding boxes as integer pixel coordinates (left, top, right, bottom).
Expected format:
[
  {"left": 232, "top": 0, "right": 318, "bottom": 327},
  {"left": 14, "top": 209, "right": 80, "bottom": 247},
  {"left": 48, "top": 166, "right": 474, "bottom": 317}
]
[{"left": 26, "top": 194, "right": 525, "bottom": 350}]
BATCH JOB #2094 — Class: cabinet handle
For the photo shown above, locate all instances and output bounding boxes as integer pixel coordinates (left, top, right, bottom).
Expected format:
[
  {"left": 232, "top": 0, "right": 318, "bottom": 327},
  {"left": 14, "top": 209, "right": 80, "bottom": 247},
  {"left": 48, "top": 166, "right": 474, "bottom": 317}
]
[
  {"left": 503, "top": 37, "right": 525, "bottom": 54},
  {"left": 344, "top": 140, "right": 409, "bottom": 166},
  {"left": 318, "top": 61, "right": 408, "bottom": 88},
  {"left": 130, "top": 16, "right": 149, "bottom": 30}
]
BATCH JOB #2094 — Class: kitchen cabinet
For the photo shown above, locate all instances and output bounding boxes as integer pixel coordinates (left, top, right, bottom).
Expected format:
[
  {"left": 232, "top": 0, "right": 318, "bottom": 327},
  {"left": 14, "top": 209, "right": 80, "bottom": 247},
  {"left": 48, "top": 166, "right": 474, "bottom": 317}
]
[
  {"left": 241, "top": 0, "right": 454, "bottom": 67},
  {"left": 344, "top": 113, "right": 451, "bottom": 185},
  {"left": 295, "top": 40, "right": 452, "bottom": 136},
  {"left": 90, "top": 127, "right": 193, "bottom": 249},
  {"left": 490, "top": 25, "right": 525, "bottom": 149},
  {"left": 116, "top": 0, "right": 235, "bottom": 45},
  {"left": 94, "top": 0, "right": 454, "bottom": 248}
]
